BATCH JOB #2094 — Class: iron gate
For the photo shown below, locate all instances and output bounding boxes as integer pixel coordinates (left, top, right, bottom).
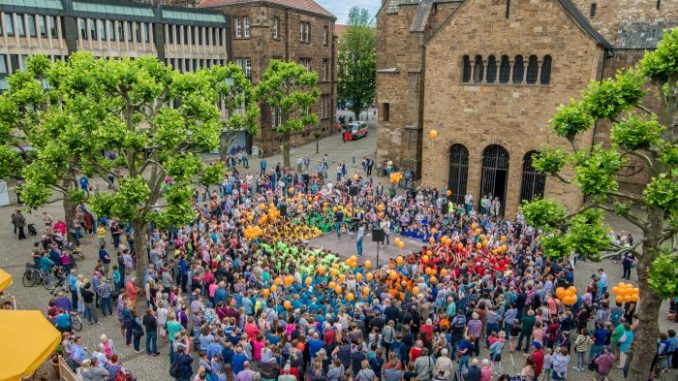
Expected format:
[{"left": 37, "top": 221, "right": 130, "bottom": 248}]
[
  {"left": 448, "top": 144, "right": 469, "bottom": 204},
  {"left": 480, "top": 145, "right": 510, "bottom": 215},
  {"left": 520, "top": 151, "right": 546, "bottom": 202}
]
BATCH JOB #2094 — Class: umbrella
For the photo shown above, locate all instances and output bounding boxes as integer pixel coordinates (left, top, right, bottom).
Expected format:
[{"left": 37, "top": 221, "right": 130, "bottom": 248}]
[
  {"left": 0, "top": 268, "right": 12, "bottom": 292},
  {"left": 0, "top": 310, "right": 61, "bottom": 381}
]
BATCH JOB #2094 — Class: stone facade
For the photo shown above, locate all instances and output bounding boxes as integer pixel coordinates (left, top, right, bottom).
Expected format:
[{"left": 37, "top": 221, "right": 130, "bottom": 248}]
[
  {"left": 376, "top": 0, "right": 677, "bottom": 217},
  {"left": 199, "top": 0, "right": 337, "bottom": 157}
]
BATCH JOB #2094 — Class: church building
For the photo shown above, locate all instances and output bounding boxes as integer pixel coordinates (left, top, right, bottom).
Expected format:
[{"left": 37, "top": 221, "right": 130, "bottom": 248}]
[{"left": 375, "top": 0, "right": 677, "bottom": 216}]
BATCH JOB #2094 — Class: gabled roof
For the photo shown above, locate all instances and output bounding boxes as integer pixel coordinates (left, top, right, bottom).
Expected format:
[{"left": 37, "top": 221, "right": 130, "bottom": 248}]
[
  {"left": 198, "top": 0, "right": 335, "bottom": 19},
  {"left": 557, "top": 0, "right": 612, "bottom": 50}
]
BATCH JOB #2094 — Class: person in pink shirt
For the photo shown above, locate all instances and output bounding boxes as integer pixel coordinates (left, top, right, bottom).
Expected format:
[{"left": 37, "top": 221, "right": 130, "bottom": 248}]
[
  {"left": 251, "top": 333, "right": 265, "bottom": 362},
  {"left": 244, "top": 316, "right": 260, "bottom": 340},
  {"left": 480, "top": 359, "right": 493, "bottom": 381}
]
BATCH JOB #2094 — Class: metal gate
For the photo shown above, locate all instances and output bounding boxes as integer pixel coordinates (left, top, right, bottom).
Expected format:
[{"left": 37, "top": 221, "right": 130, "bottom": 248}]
[
  {"left": 520, "top": 151, "right": 546, "bottom": 202},
  {"left": 480, "top": 145, "right": 509, "bottom": 215},
  {"left": 448, "top": 144, "right": 469, "bottom": 204}
]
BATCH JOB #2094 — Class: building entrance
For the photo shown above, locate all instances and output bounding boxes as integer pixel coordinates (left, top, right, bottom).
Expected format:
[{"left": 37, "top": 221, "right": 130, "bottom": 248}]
[{"left": 480, "top": 145, "right": 509, "bottom": 216}]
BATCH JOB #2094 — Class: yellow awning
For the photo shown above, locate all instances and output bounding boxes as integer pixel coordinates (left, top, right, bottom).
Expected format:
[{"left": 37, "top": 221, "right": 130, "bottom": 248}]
[
  {"left": 0, "top": 268, "right": 13, "bottom": 292},
  {"left": 0, "top": 310, "right": 61, "bottom": 381}
]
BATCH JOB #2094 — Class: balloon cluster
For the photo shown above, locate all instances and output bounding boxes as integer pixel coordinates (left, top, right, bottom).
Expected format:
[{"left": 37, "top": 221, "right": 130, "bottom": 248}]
[
  {"left": 556, "top": 286, "right": 578, "bottom": 305},
  {"left": 243, "top": 225, "right": 263, "bottom": 240},
  {"left": 394, "top": 236, "right": 406, "bottom": 249},
  {"left": 612, "top": 282, "right": 640, "bottom": 303},
  {"left": 389, "top": 172, "right": 403, "bottom": 185},
  {"left": 257, "top": 203, "right": 282, "bottom": 225}
]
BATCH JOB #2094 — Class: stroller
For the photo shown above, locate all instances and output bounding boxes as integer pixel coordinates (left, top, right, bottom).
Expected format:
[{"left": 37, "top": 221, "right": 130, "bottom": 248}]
[{"left": 27, "top": 223, "right": 37, "bottom": 236}]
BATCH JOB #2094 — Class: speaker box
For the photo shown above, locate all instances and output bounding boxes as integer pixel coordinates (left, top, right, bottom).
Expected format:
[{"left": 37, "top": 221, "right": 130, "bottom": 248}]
[{"left": 372, "top": 228, "right": 385, "bottom": 242}]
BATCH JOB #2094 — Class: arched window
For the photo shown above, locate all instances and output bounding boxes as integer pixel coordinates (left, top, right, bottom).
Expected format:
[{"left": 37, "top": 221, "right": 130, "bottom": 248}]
[
  {"left": 520, "top": 151, "right": 546, "bottom": 202},
  {"left": 473, "top": 55, "right": 484, "bottom": 83},
  {"left": 512, "top": 55, "right": 524, "bottom": 84},
  {"left": 480, "top": 145, "right": 510, "bottom": 215},
  {"left": 486, "top": 55, "right": 497, "bottom": 83},
  {"left": 540, "top": 55, "right": 552, "bottom": 84},
  {"left": 499, "top": 55, "right": 510, "bottom": 83},
  {"left": 462, "top": 55, "right": 471, "bottom": 82},
  {"left": 526, "top": 55, "right": 539, "bottom": 84},
  {"left": 448, "top": 144, "right": 469, "bottom": 204}
]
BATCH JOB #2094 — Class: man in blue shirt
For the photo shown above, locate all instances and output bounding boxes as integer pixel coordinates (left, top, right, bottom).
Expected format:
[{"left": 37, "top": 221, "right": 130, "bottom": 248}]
[
  {"left": 98, "top": 245, "right": 111, "bottom": 275},
  {"left": 54, "top": 309, "right": 72, "bottom": 332},
  {"left": 307, "top": 331, "right": 324, "bottom": 360},
  {"left": 259, "top": 158, "right": 267, "bottom": 176}
]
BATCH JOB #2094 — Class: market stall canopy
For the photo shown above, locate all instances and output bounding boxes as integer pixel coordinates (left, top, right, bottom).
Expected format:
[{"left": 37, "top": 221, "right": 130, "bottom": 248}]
[
  {"left": 0, "top": 268, "right": 12, "bottom": 292},
  {"left": 0, "top": 310, "right": 60, "bottom": 381}
]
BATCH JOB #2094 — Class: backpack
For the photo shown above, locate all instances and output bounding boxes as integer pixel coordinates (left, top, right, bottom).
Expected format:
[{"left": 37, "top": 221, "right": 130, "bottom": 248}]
[{"left": 169, "top": 360, "right": 179, "bottom": 377}]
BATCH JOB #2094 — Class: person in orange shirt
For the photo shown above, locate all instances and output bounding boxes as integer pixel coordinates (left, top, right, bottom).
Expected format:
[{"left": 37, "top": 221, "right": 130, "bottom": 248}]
[{"left": 125, "top": 276, "right": 139, "bottom": 310}]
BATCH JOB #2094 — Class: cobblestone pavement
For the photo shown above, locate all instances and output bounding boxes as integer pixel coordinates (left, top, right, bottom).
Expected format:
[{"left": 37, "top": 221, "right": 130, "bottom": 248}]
[{"left": 0, "top": 115, "right": 675, "bottom": 380}]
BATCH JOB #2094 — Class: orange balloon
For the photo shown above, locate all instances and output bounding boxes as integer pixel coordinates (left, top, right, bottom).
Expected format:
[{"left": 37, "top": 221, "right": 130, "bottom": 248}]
[
  {"left": 335, "top": 285, "right": 343, "bottom": 294},
  {"left": 364, "top": 260, "right": 372, "bottom": 269},
  {"left": 389, "top": 271, "right": 398, "bottom": 280},
  {"left": 270, "top": 285, "right": 277, "bottom": 292},
  {"left": 283, "top": 300, "right": 292, "bottom": 309},
  {"left": 475, "top": 228, "right": 481, "bottom": 235},
  {"left": 555, "top": 287, "right": 565, "bottom": 298},
  {"left": 355, "top": 273, "right": 363, "bottom": 281},
  {"left": 457, "top": 243, "right": 464, "bottom": 250},
  {"left": 274, "top": 277, "right": 283, "bottom": 286},
  {"left": 430, "top": 228, "right": 437, "bottom": 234},
  {"left": 263, "top": 289, "right": 270, "bottom": 297},
  {"left": 476, "top": 242, "right": 482, "bottom": 249},
  {"left": 429, "top": 237, "right": 435, "bottom": 244},
  {"left": 328, "top": 281, "right": 337, "bottom": 289},
  {"left": 317, "top": 265, "right": 326, "bottom": 275},
  {"left": 412, "top": 286, "right": 420, "bottom": 295},
  {"left": 396, "top": 256, "right": 404, "bottom": 265},
  {"left": 430, "top": 276, "right": 437, "bottom": 284},
  {"left": 339, "top": 273, "right": 347, "bottom": 281},
  {"left": 366, "top": 272, "right": 374, "bottom": 281},
  {"left": 346, "top": 293, "right": 355, "bottom": 301},
  {"left": 422, "top": 255, "right": 429, "bottom": 263},
  {"left": 446, "top": 190, "right": 452, "bottom": 196},
  {"left": 500, "top": 235, "right": 507, "bottom": 242},
  {"left": 362, "top": 286, "right": 370, "bottom": 295},
  {"left": 440, "top": 268, "right": 448, "bottom": 277},
  {"left": 305, "top": 277, "right": 312, "bottom": 286},
  {"left": 471, "top": 223, "right": 478, "bottom": 230}
]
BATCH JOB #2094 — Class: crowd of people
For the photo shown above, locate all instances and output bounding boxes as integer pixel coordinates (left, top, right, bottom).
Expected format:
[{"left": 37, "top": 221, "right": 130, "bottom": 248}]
[{"left": 20, "top": 156, "right": 678, "bottom": 381}]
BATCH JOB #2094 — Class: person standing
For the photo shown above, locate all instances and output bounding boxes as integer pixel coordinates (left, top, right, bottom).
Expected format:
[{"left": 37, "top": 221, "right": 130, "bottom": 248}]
[
  {"left": 82, "top": 282, "right": 101, "bottom": 325},
  {"left": 622, "top": 252, "right": 634, "bottom": 280},
  {"left": 356, "top": 224, "right": 365, "bottom": 257},
  {"left": 96, "top": 278, "right": 113, "bottom": 317},
  {"left": 594, "top": 347, "right": 615, "bottom": 381},
  {"left": 98, "top": 245, "right": 111, "bottom": 275},
  {"left": 14, "top": 210, "right": 26, "bottom": 240},
  {"left": 143, "top": 308, "right": 159, "bottom": 356},
  {"left": 335, "top": 208, "right": 344, "bottom": 240}
]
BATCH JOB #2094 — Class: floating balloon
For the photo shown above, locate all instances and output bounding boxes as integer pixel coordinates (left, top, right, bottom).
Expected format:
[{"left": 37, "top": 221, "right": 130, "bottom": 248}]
[
  {"left": 283, "top": 300, "right": 292, "bottom": 309},
  {"left": 429, "top": 130, "right": 438, "bottom": 139}
]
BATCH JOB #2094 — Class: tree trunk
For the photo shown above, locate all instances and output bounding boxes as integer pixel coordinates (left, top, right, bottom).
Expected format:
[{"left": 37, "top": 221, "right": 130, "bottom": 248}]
[
  {"left": 132, "top": 220, "right": 148, "bottom": 289},
  {"left": 352, "top": 106, "right": 362, "bottom": 121},
  {"left": 282, "top": 135, "right": 291, "bottom": 169},
  {"left": 63, "top": 196, "right": 77, "bottom": 243},
  {"left": 629, "top": 208, "right": 664, "bottom": 381}
]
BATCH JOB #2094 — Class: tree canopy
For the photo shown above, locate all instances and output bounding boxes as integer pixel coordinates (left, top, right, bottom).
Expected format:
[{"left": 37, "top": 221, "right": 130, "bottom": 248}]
[
  {"left": 522, "top": 27, "right": 678, "bottom": 380},
  {"left": 256, "top": 60, "right": 320, "bottom": 168},
  {"left": 337, "top": 6, "right": 376, "bottom": 121}
]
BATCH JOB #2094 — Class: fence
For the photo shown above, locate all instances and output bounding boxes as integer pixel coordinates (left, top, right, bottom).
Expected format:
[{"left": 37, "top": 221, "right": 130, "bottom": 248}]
[{"left": 58, "top": 356, "right": 81, "bottom": 381}]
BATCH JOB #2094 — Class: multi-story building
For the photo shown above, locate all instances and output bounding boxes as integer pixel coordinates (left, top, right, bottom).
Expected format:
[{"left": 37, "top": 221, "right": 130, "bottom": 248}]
[
  {"left": 376, "top": 0, "right": 677, "bottom": 217},
  {"left": 0, "top": 0, "right": 229, "bottom": 85},
  {"left": 199, "top": 0, "right": 337, "bottom": 157}
]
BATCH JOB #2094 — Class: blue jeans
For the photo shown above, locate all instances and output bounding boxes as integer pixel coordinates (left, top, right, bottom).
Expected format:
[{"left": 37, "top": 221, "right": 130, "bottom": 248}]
[
  {"left": 71, "top": 289, "right": 78, "bottom": 309},
  {"left": 486, "top": 323, "right": 500, "bottom": 347},
  {"left": 518, "top": 332, "right": 531, "bottom": 352},
  {"left": 357, "top": 238, "right": 363, "bottom": 256},
  {"left": 84, "top": 302, "right": 98, "bottom": 323},
  {"left": 459, "top": 355, "right": 470, "bottom": 373},
  {"left": 100, "top": 297, "right": 112, "bottom": 317},
  {"left": 146, "top": 331, "right": 158, "bottom": 354}
]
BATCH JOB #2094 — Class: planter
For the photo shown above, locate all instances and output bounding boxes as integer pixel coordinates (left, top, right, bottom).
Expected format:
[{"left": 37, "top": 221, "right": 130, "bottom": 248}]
[{"left": 50, "top": 356, "right": 60, "bottom": 379}]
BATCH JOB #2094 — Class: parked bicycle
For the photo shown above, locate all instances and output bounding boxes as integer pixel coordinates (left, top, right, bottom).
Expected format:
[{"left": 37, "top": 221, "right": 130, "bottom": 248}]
[
  {"left": 21, "top": 263, "right": 57, "bottom": 290},
  {"left": 69, "top": 311, "right": 83, "bottom": 332}
]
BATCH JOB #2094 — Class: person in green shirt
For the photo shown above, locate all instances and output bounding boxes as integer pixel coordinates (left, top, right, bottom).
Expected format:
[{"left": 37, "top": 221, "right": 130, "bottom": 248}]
[
  {"left": 610, "top": 320, "right": 626, "bottom": 356},
  {"left": 166, "top": 314, "right": 183, "bottom": 362},
  {"left": 518, "top": 309, "right": 536, "bottom": 353}
]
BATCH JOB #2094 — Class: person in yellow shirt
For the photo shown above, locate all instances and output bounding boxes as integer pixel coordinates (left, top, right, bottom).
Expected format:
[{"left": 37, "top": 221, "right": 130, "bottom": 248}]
[{"left": 96, "top": 226, "right": 106, "bottom": 247}]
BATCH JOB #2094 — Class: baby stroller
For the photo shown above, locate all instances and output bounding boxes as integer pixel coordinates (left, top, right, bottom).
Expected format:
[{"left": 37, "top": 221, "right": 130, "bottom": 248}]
[{"left": 27, "top": 223, "right": 37, "bottom": 236}]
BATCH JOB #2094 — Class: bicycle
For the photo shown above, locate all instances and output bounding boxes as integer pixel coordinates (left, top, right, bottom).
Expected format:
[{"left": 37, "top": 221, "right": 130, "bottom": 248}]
[
  {"left": 21, "top": 263, "right": 41, "bottom": 287},
  {"left": 69, "top": 311, "right": 83, "bottom": 332},
  {"left": 71, "top": 247, "right": 85, "bottom": 262}
]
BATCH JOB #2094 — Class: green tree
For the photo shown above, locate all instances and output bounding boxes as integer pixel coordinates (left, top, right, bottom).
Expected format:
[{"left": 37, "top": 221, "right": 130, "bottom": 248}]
[
  {"left": 521, "top": 28, "right": 678, "bottom": 380},
  {"left": 337, "top": 6, "right": 376, "bottom": 121},
  {"left": 256, "top": 60, "right": 320, "bottom": 168},
  {"left": 0, "top": 54, "right": 107, "bottom": 235},
  {"left": 211, "top": 63, "right": 259, "bottom": 160}
]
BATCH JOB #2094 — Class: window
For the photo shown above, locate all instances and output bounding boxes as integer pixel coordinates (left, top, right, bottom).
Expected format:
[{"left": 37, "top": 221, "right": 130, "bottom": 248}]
[
  {"left": 16, "top": 14, "right": 25, "bottom": 37},
  {"left": 9, "top": 54, "right": 19, "bottom": 73},
  {"left": 143, "top": 23, "right": 150, "bottom": 43},
  {"left": 27, "top": 14, "right": 36, "bottom": 37},
  {"left": 300, "top": 22, "right": 310, "bottom": 42},
  {"left": 50, "top": 16, "right": 59, "bottom": 39},
  {"left": 520, "top": 151, "right": 546, "bottom": 202},
  {"left": 98, "top": 19, "right": 107, "bottom": 41},
  {"left": 108, "top": 20, "right": 115, "bottom": 41},
  {"left": 461, "top": 55, "right": 471, "bottom": 82},
  {"left": 243, "top": 16, "right": 250, "bottom": 38},
  {"left": 526, "top": 55, "right": 539, "bottom": 84},
  {"left": 0, "top": 55, "right": 8, "bottom": 77},
  {"left": 127, "top": 21, "right": 133, "bottom": 42},
  {"left": 183, "top": 25, "right": 188, "bottom": 44},
  {"left": 272, "top": 106, "right": 282, "bottom": 128},
  {"left": 323, "top": 25, "right": 328, "bottom": 45},
  {"left": 486, "top": 55, "right": 497, "bottom": 83},
  {"left": 473, "top": 55, "right": 484, "bottom": 83},
  {"left": 79, "top": 18, "right": 87, "bottom": 40},
  {"left": 5, "top": 14, "right": 14, "bottom": 37},
  {"left": 89, "top": 18, "right": 97, "bottom": 40},
  {"left": 383, "top": 103, "right": 390, "bottom": 122},
  {"left": 499, "top": 55, "right": 510, "bottom": 83},
  {"left": 590, "top": 3, "right": 597, "bottom": 17},
  {"left": 235, "top": 17, "right": 242, "bottom": 38},
  {"left": 299, "top": 58, "right": 312, "bottom": 71},
  {"left": 540, "top": 55, "right": 552, "bottom": 84},
  {"left": 135, "top": 22, "right": 142, "bottom": 42},
  {"left": 219, "top": 28, "right": 224, "bottom": 46},
  {"left": 321, "top": 94, "right": 330, "bottom": 119},
  {"left": 512, "top": 55, "right": 524, "bottom": 84},
  {"left": 38, "top": 15, "right": 47, "bottom": 38},
  {"left": 244, "top": 58, "right": 252, "bottom": 78},
  {"left": 210, "top": 28, "right": 215, "bottom": 45},
  {"left": 322, "top": 59, "right": 329, "bottom": 81},
  {"left": 272, "top": 17, "right": 279, "bottom": 39},
  {"left": 117, "top": 21, "right": 124, "bottom": 41}
]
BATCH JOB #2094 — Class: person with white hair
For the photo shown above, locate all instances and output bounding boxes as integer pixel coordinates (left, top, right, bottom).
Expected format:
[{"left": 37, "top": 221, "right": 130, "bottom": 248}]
[
  {"left": 480, "top": 358, "right": 492, "bottom": 381},
  {"left": 98, "top": 334, "right": 116, "bottom": 357},
  {"left": 433, "top": 348, "right": 454, "bottom": 379}
]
